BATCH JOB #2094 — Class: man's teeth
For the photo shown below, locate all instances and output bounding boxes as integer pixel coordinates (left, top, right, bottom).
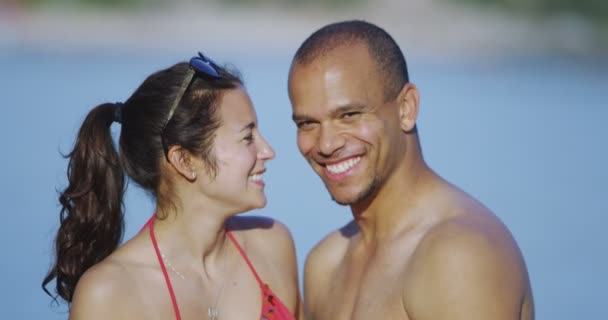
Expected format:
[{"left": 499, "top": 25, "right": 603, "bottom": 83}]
[
  {"left": 326, "top": 157, "right": 361, "bottom": 174},
  {"left": 249, "top": 173, "right": 262, "bottom": 181}
]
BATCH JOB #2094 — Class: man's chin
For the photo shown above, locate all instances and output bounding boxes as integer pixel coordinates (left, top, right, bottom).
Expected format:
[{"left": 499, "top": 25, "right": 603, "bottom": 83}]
[
  {"left": 331, "top": 196, "right": 354, "bottom": 206},
  {"left": 329, "top": 191, "right": 365, "bottom": 206},
  {"left": 326, "top": 177, "right": 380, "bottom": 207}
]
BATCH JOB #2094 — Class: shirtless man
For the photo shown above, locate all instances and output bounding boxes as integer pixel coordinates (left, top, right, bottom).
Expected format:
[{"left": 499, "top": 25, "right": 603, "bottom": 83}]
[{"left": 287, "top": 20, "right": 534, "bottom": 320}]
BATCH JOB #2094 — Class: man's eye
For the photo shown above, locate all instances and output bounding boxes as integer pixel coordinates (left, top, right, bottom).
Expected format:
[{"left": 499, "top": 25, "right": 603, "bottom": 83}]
[
  {"left": 244, "top": 134, "right": 254, "bottom": 143},
  {"left": 342, "top": 112, "right": 361, "bottom": 119},
  {"left": 296, "top": 121, "right": 315, "bottom": 129}
]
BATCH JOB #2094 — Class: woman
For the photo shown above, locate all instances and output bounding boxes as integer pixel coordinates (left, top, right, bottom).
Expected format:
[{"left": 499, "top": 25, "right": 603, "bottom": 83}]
[{"left": 42, "top": 52, "right": 302, "bottom": 320}]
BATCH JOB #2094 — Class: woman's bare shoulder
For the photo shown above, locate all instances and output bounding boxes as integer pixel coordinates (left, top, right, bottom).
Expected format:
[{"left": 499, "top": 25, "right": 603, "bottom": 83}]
[{"left": 69, "top": 258, "right": 139, "bottom": 319}]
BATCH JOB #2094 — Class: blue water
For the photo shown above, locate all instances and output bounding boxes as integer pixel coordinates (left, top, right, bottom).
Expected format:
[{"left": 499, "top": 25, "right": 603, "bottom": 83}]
[{"left": 1, "top": 48, "right": 606, "bottom": 319}]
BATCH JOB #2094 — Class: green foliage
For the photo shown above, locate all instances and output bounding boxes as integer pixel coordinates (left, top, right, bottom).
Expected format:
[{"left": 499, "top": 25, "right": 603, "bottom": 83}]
[
  {"left": 220, "top": 0, "right": 364, "bottom": 10},
  {"left": 456, "top": 0, "right": 608, "bottom": 51},
  {"left": 22, "top": 0, "right": 363, "bottom": 10},
  {"left": 21, "top": 0, "right": 160, "bottom": 10},
  {"left": 458, "top": 0, "right": 608, "bottom": 23}
]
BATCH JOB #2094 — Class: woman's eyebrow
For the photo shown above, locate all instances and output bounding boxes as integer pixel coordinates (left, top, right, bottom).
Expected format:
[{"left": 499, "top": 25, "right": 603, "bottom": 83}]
[{"left": 240, "top": 122, "right": 256, "bottom": 132}]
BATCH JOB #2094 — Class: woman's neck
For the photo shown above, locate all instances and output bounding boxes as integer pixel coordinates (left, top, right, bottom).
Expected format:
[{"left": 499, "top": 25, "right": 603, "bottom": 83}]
[{"left": 152, "top": 204, "right": 231, "bottom": 278}]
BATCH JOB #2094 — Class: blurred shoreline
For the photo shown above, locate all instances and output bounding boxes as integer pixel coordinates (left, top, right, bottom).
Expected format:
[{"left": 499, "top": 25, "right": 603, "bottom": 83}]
[{"left": 0, "top": 0, "right": 605, "bottom": 62}]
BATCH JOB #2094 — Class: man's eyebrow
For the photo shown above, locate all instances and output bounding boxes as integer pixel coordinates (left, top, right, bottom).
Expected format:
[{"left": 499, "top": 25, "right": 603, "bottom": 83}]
[
  {"left": 292, "top": 113, "right": 314, "bottom": 122},
  {"left": 292, "top": 104, "right": 367, "bottom": 122},
  {"left": 240, "top": 122, "right": 256, "bottom": 132},
  {"left": 329, "top": 104, "right": 366, "bottom": 117}
]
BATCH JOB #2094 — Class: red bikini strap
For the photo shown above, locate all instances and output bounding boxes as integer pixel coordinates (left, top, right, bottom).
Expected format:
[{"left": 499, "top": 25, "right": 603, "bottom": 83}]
[
  {"left": 148, "top": 217, "right": 182, "bottom": 320},
  {"left": 226, "top": 231, "right": 264, "bottom": 287}
]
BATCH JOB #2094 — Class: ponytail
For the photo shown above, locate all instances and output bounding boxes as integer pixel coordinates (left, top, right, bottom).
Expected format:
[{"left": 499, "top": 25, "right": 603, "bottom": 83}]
[{"left": 42, "top": 103, "right": 125, "bottom": 303}]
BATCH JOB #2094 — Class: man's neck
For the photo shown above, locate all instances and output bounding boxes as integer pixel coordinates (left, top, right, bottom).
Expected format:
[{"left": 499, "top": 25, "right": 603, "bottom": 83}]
[{"left": 350, "top": 157, "right": 437, "bottom": 244}]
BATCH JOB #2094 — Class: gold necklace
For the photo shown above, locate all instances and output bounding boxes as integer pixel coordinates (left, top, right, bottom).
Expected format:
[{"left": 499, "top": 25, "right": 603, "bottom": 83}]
[
  {"left": 158, "top": 241, "right": 228, "bottom": 320},
  {"left": 159, "top": 249, "right": 186, "bottom": 280}
]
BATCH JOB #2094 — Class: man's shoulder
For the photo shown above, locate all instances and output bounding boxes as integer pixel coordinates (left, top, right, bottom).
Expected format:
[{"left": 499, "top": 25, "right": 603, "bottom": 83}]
[
  {"left": 303, "top": 220, "right": 355, "bottom": 315},
  {"left": 306, "top": 220, "right": 356, "bottom": 268},
  {"left": 417, "top": 181, "right": 518, "bottom": 259},
  {"left": 402, "top": 209, "right": 530, "bottom": 318},
  {"left": 418, "top": 210, "right": 518, "bottom": 260},
  {"left": 415, "top": 185, "right": 518, "bottom": 255},
  {"left": 304, "top": 220, "right": 356, "bottom": 284}
]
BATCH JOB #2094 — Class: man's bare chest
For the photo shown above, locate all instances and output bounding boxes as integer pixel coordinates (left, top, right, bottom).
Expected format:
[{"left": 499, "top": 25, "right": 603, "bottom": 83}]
[{"left": 315, "top": 257, "right": 412, "bottom": 320}]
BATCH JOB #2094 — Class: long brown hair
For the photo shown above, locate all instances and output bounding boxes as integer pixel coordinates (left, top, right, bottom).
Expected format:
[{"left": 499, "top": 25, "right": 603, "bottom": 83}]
[{"left": 42, "top": 61, "right": 242, "bottom": 303}]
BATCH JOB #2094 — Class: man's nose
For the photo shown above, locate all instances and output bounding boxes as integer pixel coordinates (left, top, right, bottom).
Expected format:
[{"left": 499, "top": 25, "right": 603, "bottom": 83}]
[{"left": 317, "top": 123, "right": 346, "bottom": 157}]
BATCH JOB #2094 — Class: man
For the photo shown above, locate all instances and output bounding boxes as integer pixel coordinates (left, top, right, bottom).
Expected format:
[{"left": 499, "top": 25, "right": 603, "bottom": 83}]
[{"left": 287, "top": 20, "right": 534, "bottom": 320}]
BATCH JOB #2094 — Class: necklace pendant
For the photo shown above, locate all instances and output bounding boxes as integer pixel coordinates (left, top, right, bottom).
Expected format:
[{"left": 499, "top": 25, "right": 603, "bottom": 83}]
[{"left": 208, "top": 306, "right": 219, "bottom": 320}]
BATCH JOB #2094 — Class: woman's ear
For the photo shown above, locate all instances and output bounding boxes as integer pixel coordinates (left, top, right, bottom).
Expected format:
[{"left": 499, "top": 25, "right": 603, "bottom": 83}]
[
  {"left": 167, "top": 146, "right": 197, "bottom": 181},
  {"left": 397, "top": 83, "right": 420, "bottom": 132}
]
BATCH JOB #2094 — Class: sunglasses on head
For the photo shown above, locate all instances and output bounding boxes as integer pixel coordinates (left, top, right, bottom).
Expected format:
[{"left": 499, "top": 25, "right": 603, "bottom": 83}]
[{"left": 161, "top": 52, "right": 222, "bottom": 158}]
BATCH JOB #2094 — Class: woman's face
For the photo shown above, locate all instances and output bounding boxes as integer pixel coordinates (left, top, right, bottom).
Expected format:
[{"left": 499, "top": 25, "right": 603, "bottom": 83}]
[{"left": 197, "top": 86, "right": 275, "bottom": 213}]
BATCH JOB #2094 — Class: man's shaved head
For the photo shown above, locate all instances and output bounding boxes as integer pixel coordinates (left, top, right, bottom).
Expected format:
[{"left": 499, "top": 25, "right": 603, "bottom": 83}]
[{"left": 291, "top": 20, "right": 409, "bottom": 101}]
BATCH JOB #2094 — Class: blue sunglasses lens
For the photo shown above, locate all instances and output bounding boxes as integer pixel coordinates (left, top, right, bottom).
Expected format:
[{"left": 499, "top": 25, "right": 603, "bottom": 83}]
[{"left": 189, "top": 55, "right": 220, "bottom": 79}]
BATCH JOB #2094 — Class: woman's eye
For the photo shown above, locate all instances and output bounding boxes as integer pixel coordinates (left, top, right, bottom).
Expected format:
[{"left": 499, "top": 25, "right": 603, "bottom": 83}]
[{"left": 244, "top": 134, "right": 254, "bottom": 143}]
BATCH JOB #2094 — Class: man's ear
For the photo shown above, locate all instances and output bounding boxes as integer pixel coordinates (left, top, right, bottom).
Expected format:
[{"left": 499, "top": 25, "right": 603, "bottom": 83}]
[
  {"left": 397, "top": 83, "right": 420, "bottom": 132},
  {"left": 167, "top": 146, "right": 197, "bottom": 181}
]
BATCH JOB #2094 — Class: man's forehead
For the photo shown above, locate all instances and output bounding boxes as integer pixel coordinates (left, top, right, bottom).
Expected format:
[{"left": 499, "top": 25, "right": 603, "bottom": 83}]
[
  {"left": 288, "top": 42, "right": 386, "bottom": 114},
  {"left": 293, "top": 53, "right": 378, "bottom": 92},
  {"left": 299, "top": 42, "right": 372, "bottom": 68},
  {"left": 291, "top": 57, "right": 380, "bottom": 98}
]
